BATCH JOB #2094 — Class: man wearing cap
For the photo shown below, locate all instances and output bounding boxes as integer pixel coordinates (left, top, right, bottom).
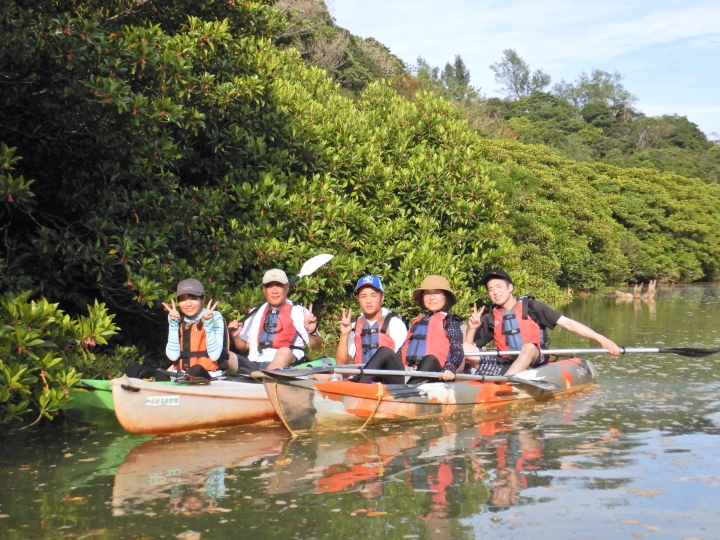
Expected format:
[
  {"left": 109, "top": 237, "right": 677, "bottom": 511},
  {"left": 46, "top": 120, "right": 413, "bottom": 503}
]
[
  {"left": 228, "top": 268, "right": 322, "bottom": 370},
  {"left": 162, "top": 278, "right": 230, "bottom": 376},
  {"left": 464, "top": 269, "right": 621, "bottom": 376},
  {"left": 336, "top": 276, "right": 408, "bottom": 376}
]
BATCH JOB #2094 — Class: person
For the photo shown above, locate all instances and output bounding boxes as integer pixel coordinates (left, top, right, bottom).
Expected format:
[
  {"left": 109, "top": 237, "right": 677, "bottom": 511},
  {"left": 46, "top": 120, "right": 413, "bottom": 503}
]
[
  {"left": 228, "top": 268, "right": 322, "bottom": 371},
  {"left": 335, "top": 275, "right": 408, "bottom": 384},
  {"left": 402, "top": 275, "right": 466, "bottom": 382},
  {"left": 162, "top": 278, "right": 231, "bottom": 378},
  {"left": 465, "top": 269, "right": 621, "bottom": 376}
]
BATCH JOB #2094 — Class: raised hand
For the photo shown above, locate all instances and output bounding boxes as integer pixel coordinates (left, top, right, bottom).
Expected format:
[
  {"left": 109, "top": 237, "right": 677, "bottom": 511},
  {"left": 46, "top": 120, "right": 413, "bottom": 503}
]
[
  {"left": 162, "top": 299, "right": 181, "bottom": 321},
  {"left": 228, "top": 319, "right": 244, "bottom": 339},
  {"left": 202, "top": 299, "right": 219, "bottom": 320},
  {"left": 339, "top": 308, "right": 353, "bottom": 336},
  {"left": 304, "top": 304, "right": 318, "bottom": 333},
  {"left": 467, "top": 303, "right": 485, "bottom": 330}
]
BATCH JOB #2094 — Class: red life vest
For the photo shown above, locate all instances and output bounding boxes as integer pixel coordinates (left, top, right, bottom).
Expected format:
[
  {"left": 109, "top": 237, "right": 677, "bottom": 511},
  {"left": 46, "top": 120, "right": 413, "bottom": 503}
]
[
  {"left": 492, "top": 298, "right": 543, "bottom": 352},
  {"left": 256, "top": 302, "right": 300, "bottom": 352},
  {"left": 400, "top": 312, "right": 450, "bottom": 367},
  {"left": 177, "top": 321, "right": 222, "bottom": 372},
  {"left": 352, "top": 313, "right": 397, "bottom": 364}
]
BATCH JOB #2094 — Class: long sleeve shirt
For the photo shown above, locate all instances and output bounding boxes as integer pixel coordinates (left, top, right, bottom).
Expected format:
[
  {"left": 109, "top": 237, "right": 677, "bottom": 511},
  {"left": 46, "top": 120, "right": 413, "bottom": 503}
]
[
  {"left": 443, "top": 315, "right": 465, "bottom": 374},
  {"left": 166, "top": 309, "right": 225, "bottom": 362}
]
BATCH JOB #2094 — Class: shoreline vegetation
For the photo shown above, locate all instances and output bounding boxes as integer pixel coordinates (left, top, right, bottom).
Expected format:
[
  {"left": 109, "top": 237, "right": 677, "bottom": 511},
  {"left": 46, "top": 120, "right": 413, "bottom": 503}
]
[{"left": 1, "top": 0, "right": 719, "bottom": 429}]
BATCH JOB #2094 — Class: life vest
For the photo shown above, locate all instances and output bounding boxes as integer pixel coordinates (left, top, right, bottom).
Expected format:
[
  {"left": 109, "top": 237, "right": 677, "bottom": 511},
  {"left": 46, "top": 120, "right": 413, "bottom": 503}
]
[
  {"left": 492, "top": 297, "right": 544, "bottom": 354},
  {"left": 352, "top": 313, "right": 397, "bottom": 364},
  {"left": 177, "top": 319, "right": 230, "bottom": 372},
  {"left": 401, "top": 312, "right": 451, "bottom": 367},
  {"left": 255, "top": 302, "right": 302, "bottom": 352}
]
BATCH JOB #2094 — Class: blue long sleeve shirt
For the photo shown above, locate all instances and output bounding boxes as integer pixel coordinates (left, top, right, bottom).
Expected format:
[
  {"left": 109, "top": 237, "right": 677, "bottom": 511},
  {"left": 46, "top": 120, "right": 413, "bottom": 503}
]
[{"left": 166, "top": 309, "right": 225, "bottom": 362}]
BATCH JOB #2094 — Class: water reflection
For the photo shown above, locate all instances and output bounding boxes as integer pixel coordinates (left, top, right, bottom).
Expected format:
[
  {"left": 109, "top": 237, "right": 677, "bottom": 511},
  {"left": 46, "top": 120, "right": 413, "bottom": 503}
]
[
  {"left": 111, "top": 426, "right": 287, "bottom": 516},
  {"left": 3, "top": 285, "right": 720, "bottom": 539}
]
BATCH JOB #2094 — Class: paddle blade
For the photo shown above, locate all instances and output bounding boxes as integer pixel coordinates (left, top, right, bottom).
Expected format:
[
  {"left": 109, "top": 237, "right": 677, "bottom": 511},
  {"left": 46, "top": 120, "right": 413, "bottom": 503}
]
[
  {"left": 660, "top": 347, "right": 720, "bottom": 358},
  {"left": 297, "top": 254, "right": 333, "bottom": 278}
]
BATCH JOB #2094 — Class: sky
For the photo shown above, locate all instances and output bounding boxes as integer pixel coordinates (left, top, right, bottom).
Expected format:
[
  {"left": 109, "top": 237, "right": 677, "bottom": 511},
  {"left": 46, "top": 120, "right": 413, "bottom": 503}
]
[{"left": 332, "top": 0, "right": 720, "bottom": 139}]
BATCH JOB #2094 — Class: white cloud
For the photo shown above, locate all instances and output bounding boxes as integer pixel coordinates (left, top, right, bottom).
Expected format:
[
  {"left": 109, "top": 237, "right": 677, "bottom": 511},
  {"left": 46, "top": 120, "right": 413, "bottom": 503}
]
[{"left": 333, "top": 0, "right": 720, "bottom": 134}]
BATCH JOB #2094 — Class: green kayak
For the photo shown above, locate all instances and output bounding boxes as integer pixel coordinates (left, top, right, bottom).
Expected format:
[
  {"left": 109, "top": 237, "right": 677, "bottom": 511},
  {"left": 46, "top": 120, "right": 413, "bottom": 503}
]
[{"left": 65, "top": 379, "right": 118, "bottom": 425}]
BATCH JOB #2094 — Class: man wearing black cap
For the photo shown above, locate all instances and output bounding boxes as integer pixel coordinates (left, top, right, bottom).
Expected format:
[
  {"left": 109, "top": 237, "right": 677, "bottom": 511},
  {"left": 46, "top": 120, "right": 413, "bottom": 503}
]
[{"left": 464, "top": 270, "right": 621, "bottom": 376}]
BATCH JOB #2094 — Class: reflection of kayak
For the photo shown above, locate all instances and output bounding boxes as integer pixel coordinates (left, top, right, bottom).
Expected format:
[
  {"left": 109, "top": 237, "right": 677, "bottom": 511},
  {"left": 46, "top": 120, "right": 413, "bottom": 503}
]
[
  {"left": 65, "top": 379, "right": 118, "bottom": 425},
  {"left": 112, "top": 426, "right": 287, "bottom": 512},
  {"left": 263, "top": 358, "right": 597, "bottom": 434},
  {"left": 112, "top": 376, "right": 277, "bottom": 434}
]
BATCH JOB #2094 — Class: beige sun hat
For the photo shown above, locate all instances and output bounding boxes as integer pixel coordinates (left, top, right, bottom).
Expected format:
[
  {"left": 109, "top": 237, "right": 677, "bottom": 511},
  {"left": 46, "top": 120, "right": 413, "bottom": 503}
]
[{"left": 411, "top": 275, "right": 457, "bottom": 308}]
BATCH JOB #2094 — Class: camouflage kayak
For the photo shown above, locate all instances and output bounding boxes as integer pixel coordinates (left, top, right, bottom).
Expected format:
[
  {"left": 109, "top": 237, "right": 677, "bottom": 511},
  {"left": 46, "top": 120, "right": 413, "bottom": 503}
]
[{"left": 261, "top": 358, "right": 597, "bottom": 435}]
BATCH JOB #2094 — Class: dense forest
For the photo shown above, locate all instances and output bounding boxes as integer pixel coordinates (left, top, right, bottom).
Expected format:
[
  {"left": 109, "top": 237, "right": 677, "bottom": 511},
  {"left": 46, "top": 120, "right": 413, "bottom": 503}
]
[{"left": 2, "top": 0, "right": 720, "bottom": 427}]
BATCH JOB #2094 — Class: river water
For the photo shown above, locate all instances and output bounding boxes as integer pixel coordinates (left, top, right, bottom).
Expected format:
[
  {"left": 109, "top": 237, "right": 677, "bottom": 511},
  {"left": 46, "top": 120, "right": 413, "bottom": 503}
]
[{"left": 2, "top": 285, "right": 720, "bottom": 539}]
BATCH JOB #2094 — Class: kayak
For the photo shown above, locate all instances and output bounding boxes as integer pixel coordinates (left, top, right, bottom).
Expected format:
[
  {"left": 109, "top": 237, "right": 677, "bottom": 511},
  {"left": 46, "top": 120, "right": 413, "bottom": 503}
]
[
  {"left": 262, "top": 358, "right": 597, "bottom": 434},
  {"left": 72, "top": 358, "right": 335, "bottom": 430},
  {"left": 111, "top": 376, "right": 277, "bottom": 434},
  {"left": 65, "top": 379, "right": 118, "bottom": 425}
]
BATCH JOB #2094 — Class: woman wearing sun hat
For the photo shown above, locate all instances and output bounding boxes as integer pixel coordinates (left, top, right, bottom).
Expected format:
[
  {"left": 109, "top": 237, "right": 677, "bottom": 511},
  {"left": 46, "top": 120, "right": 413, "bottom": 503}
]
[{"left": 400, "top": 275, "right": 465, "bottom": 382}]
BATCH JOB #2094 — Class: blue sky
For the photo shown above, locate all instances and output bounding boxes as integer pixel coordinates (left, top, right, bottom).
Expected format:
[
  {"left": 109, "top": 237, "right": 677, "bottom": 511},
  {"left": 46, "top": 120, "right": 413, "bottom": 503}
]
[{"left": 333, "top": 0, "right": 720, "bottom": 139}]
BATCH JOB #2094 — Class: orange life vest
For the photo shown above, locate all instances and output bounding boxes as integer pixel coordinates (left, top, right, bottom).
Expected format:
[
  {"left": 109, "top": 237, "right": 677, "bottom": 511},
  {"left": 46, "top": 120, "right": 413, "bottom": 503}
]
[
  {"left": 401, "top": 312, "right": 451, "bottom": 367},
  {"left": 492, "top": 298, "right": 543, "bottom": 354},
  {"left": 176, "top": 321, "right": 220, "bottom": 372},
  {"left": 352, "top": 313, "right": 397, "bottom": 364},
  {"left": 256, "top": 302, "right": 301, "bottom": 352}
]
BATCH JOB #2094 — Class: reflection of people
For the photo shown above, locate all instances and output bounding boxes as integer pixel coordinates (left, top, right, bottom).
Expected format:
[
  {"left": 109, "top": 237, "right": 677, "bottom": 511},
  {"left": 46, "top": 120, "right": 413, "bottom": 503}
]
[
  {"left": 489, "top": 429, "right": 544, "bottom": 508},
  {"left": 489, "top": 468, "right": 518, "bottom": 508},
  {"left": 228, "top": 269, "right": 322, "bottom": 371},
  {"left": 465, "top": 269, "right": 621, "bottom": 376},
  {"left": 336, "top": 275, "right": 408, "bottom": 385},
  {"left": 169, "top": 493, "right": 219, "bottom": 515},
  {"left": 167, "top": 466, "right": 227, "bottom": 515},
  {"left": 162, "top": 278, "right": 230, "bottom": 376}
]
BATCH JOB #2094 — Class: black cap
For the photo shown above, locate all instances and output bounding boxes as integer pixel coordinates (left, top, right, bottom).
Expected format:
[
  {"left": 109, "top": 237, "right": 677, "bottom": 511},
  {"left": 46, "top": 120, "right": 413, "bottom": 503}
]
[{"left": 481, "top": 269, "right": 513, "bottom": 286}]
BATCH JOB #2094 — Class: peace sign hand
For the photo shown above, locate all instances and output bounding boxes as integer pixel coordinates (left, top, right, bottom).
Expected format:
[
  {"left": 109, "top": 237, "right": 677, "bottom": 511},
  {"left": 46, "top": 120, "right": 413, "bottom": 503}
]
[
  {"left": 467, "top": 303, "right": 485, "bottom": 330},
  {"left": 162, "top": 299, "right": 181, "bottom": 321},
  {"left": 339, "top": 308, "right": 353, "bottom": 336},
  {"left": 304, "top": 304, "right": 318, "bottom": 334},
  {"left": 202, "top": 299, "right": 219, "bottom": 321},
  {"left": 228, "top": 319, "right": 244, "bottom": 338}
]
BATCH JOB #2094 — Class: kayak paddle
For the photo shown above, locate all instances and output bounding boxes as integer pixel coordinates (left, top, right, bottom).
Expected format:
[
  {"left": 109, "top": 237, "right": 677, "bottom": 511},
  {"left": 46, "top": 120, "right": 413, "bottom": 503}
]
[{"left": 463, "top": 347, "right": 720, "bottom": 358}]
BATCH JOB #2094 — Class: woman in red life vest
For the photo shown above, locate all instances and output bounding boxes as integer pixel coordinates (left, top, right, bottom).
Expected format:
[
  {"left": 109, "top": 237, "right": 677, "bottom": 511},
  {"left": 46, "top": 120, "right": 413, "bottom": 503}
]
[
  {"left": 161, "top": 278, "right": 230, "bottom": 377},
  {"left": 336, "top": 275, "right": 408, "bottom": 385},
  {"left": 401, "top": 275, "right": 465, "bottom": 382}
]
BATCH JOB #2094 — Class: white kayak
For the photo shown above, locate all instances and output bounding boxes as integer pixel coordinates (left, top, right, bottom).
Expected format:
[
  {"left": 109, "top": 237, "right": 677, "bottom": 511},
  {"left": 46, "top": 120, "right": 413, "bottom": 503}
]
[{"left": 111, "top": 376, "right": 277, "bottom": 434}]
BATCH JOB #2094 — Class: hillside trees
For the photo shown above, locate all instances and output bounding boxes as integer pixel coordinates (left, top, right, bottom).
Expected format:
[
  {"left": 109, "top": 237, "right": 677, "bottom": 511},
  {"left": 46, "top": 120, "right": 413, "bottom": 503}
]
[{"left": 481, "top": 52, "right": 720, "bottom": 183}]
